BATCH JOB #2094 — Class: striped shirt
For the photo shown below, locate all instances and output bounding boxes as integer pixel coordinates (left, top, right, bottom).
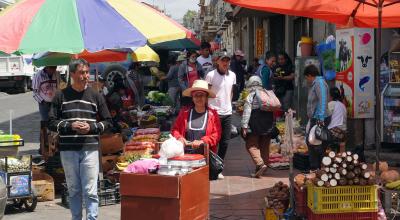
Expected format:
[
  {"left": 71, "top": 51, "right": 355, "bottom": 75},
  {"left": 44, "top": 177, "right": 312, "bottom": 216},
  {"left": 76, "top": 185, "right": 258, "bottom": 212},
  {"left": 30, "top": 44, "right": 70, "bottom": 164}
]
[
  {"left": 32, "top": 69, "right": 59, "bottom": 103},
  {"left": 48, "top": 86, "right": 112, "bottom": 151}
]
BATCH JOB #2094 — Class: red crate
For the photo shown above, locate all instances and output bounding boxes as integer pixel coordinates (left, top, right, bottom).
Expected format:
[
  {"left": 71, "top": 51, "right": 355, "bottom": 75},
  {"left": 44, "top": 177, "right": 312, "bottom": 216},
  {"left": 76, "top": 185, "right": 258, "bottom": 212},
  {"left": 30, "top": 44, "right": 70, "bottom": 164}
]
[
  {"left": 306, "top": 207, "right": 378, "bottom": 220},
  {"left": 294, "top": 185, "right": 307, "bottom": 217}
]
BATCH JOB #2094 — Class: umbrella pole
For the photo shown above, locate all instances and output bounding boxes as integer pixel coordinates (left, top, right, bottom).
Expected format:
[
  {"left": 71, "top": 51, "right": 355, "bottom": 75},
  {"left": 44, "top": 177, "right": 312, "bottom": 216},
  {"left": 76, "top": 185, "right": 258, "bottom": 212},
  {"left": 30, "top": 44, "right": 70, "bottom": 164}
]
[{"left": 375, "top": 0, "right": 383, "bottom": 178}]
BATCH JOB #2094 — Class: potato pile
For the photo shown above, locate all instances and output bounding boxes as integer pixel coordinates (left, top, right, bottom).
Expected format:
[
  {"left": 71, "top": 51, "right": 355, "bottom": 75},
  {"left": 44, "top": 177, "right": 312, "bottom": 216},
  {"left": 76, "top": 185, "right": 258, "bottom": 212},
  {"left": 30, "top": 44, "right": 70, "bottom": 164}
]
[{"left": 266, "top": 181, "right": 289, "bottom": 210}]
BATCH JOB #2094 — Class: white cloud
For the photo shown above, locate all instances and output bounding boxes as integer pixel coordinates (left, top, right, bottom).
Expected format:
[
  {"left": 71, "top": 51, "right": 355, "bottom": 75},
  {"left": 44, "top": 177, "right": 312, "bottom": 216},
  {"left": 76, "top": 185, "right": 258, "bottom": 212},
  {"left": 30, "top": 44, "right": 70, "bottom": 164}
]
[{"left": 141, "top": 0, "right": 199, "bottom": 20}]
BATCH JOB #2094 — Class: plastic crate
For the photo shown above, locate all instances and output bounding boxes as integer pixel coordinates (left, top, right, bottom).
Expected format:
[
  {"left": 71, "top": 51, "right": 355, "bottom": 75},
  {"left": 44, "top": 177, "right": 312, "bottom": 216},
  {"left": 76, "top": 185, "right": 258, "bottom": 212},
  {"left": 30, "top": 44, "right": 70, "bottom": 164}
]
[
  {"left": 294, "top": 185, "right": 307, "bottom": 217},
  {"left": 307, "top": 207, "right": 377, "bottom": 220},
  {"left": 62, "top": 180, "right": 120, "bottom": 208},
  {"left": 264, "top": 208, "right": 283, "bottom": 220},
  {"left": 380, "top": 188, "right": 400, "bottom": 216},
  {"left": 307, "top": 184, "right": 378, "bottom": 214}
]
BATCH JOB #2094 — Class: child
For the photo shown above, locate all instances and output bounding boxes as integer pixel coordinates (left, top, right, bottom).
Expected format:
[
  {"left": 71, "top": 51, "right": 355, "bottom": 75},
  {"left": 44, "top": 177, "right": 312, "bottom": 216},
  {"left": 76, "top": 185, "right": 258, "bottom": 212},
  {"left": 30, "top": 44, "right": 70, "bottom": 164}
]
[{"left": 327, "top": 87, "right": 347, "bottom": 152}]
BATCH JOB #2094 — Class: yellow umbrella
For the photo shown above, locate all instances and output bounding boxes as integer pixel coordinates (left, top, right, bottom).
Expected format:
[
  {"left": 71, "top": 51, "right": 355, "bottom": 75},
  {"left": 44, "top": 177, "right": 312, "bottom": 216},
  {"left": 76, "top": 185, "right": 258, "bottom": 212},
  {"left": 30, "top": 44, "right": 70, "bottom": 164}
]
[{"left": 132, "top": 45, "right": 159, "bottom": 63}]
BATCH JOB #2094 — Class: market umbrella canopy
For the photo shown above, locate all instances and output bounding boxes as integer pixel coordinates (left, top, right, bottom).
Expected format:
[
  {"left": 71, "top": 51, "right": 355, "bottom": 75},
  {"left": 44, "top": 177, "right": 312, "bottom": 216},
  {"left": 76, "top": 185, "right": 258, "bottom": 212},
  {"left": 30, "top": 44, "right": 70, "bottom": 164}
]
[
  {"left": 149, "top": 12, "right": 201, "bottom": 50},
  {"left": 32, "top": 46, "right": 160, "bottom": 66},
  {"left": 0, "top": 0, "right": 188, "bottom": 54},
  {"left": 131, "top": 45, "right": 160, "bottom": 63},
  {"left": 224, "top": 0, "right": 400, "bottom": 28}
]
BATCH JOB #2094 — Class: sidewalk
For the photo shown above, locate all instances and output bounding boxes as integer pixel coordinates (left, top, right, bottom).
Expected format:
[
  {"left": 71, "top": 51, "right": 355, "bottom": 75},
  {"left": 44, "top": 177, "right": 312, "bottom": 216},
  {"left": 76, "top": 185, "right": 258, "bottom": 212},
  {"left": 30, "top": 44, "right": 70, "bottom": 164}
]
[{"left": 210, "top": 136, "right": 290, "bottom": 220}]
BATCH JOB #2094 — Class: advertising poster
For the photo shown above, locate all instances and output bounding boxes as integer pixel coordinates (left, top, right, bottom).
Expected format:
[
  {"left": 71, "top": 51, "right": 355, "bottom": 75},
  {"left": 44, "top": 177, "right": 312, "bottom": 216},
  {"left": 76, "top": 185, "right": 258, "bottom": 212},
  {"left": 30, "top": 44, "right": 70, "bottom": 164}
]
[
  {"left": 256, "top": 29, "right": 265, "bottom": 58},
  {"left": 336, "top": 28, "right": 375, "bottom": 118}
]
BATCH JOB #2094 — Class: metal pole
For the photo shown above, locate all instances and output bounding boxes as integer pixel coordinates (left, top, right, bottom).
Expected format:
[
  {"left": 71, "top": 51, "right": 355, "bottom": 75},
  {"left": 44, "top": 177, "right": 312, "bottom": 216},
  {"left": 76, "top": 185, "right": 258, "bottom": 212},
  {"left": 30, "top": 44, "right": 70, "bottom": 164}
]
[
  {"left": 375, "top": 0, "right": 383, "bottom": 177},
  {"left": 9, "top": 110, "right": 12, "bottom": 135}
]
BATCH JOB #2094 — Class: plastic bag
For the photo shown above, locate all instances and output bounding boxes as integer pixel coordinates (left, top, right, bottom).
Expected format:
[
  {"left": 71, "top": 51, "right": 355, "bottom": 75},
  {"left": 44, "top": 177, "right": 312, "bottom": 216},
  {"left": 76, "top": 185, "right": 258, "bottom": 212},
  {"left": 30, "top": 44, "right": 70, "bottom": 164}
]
[
  {"left": 209, "top": 151, "right": 224, "bottom": 180},
  {"left": 230, "top": 124, "right": 239, "bottom": 139},
  {"left": 159, "top": 135, "right": 184, "bottom": 159},
  {"left": 124, "top": 159, "right": 159, "bottom": 174}
]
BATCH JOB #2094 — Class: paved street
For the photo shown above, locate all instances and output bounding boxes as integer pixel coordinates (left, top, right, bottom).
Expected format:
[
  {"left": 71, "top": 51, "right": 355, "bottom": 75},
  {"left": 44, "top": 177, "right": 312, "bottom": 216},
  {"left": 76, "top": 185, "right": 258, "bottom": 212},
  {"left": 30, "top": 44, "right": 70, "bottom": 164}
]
[{"left": 0, "top": 92, "right": 40, "bottom": 152}]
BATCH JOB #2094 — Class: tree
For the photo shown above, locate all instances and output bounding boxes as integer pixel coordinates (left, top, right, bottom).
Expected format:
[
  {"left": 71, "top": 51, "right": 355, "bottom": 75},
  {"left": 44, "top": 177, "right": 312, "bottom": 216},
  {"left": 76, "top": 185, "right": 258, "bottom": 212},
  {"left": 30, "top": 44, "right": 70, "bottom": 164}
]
[{"left": 183, "top": 10, "right": 198, "bottom": 29}]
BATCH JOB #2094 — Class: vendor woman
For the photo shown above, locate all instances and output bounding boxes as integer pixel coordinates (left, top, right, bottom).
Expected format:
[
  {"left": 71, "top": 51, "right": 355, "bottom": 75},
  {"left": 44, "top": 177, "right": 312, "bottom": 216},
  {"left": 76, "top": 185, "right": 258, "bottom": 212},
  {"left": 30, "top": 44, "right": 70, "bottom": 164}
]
[{"left": 171, "top": 80, "right": 221, "bottom": 153}]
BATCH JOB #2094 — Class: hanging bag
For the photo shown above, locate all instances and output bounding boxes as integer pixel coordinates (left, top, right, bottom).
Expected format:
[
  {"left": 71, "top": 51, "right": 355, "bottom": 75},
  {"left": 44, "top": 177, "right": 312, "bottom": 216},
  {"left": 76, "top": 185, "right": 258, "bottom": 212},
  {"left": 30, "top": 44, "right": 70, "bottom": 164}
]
[
  {"left": 255, "top": 89, "right": 281, "bottom": 112},
  {"left": 209, "top": 151, "right": 224, "bottom": 180},
  {"left": 315, "top": 121, "right": 330, "bottom": 142}
]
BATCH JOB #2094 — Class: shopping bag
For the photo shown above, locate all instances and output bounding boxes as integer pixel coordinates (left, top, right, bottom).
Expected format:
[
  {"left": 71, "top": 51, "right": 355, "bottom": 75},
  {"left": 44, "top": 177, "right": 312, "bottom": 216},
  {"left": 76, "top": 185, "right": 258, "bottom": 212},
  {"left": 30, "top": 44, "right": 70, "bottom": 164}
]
[
  {"left": 315, "top": 123, "right": 330, "bottom": 142},
  {"left": 209, "top": 151, "right": 224, "bottom": 180},
  {"left": 255, "top": 89, "right": 281, "bottom": 112}
]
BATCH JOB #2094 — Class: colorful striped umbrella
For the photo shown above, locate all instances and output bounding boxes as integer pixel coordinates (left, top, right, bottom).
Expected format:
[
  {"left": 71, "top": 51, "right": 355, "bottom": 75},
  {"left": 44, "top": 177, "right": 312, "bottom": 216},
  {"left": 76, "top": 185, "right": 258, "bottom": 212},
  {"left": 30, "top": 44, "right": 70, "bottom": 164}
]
[
  {"left": 0, "top": 0, "right": 188, "bottom": 54},
  {"left": 32, "top": 46, "right": 160, "bottom": 66}
]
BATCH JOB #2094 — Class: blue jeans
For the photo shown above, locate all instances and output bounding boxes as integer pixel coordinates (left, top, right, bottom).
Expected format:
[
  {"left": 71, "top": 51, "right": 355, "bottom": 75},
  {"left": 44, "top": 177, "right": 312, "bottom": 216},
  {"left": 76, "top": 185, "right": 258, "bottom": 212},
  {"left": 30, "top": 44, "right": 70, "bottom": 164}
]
[{"left": 61, "top": 149, "right": 99, "bottom": 220}]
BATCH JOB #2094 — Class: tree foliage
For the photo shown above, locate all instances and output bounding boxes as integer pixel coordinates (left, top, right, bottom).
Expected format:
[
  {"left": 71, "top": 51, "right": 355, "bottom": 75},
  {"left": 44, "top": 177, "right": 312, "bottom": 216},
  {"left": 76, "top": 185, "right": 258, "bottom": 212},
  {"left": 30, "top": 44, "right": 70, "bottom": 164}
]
[{"left": 183, "top": 10, "right": 197, "bottom": 29}]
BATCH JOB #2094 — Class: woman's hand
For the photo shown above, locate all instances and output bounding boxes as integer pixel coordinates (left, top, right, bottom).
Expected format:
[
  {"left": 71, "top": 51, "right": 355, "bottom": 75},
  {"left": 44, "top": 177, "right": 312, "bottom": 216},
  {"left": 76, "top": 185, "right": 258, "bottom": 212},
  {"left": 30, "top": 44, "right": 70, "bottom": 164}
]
[
  {"left": 191, "top": 140, "right": 205, "bottom": 149},
  {"left": 178, "top": 137, "right": 187, "bottom": 146},
  {"left": 241, "top": 128, "right": 248, "bottom": 139}
]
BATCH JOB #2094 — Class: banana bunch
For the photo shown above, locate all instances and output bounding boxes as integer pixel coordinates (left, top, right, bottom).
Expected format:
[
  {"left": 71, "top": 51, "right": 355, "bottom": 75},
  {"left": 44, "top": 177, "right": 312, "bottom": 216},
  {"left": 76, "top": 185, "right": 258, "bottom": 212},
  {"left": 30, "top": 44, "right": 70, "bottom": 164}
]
[
  {"left": 386, "top": 180, "right": 400, "bottom": 190},
  {"left": 296, "top": 145, "right": 308, "bottom": 154},
  {"left": 116, "top": 162, "right": 129, "bottom": 171},
  {"left": 276, "top": 122, "right": 285, "bottom": 135},
  {"left": 238, "top": 89, "right": 249, "bottom": 101}
]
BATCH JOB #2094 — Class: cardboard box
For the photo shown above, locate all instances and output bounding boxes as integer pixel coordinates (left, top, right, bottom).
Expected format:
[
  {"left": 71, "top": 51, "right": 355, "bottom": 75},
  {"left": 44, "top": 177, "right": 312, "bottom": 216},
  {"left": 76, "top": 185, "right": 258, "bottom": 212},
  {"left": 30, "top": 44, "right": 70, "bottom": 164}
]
[
  {"left": 100, "top": 133, "right": 124, "bottom": 155},
  {"left": 32, "top": 172, "right": 55, "bottom": 201},
  {"left": 120, "top": 166, "right": 209, "bottom": 220}
]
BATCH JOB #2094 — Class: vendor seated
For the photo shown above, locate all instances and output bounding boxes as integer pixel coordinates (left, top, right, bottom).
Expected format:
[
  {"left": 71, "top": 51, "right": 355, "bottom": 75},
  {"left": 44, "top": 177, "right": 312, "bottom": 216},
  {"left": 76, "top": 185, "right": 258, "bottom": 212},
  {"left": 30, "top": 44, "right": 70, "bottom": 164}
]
[{"left": 171, "top": 80, "right": 221, "bottom": 154}]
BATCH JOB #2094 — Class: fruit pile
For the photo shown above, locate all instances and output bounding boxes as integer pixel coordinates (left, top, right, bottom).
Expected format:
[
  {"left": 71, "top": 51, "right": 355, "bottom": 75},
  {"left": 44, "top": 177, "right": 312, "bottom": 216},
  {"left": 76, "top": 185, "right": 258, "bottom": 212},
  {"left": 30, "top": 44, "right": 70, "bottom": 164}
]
[{"left": 266, "top": 182, "right": 290, "bottom": 210}]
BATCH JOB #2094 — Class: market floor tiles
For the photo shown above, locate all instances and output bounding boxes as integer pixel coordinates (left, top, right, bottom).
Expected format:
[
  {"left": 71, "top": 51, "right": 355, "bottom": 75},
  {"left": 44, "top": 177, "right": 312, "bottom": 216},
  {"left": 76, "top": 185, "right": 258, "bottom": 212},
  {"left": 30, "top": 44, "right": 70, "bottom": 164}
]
[{"left": 210, "top": 137, "right": 289, "bottom": 220}]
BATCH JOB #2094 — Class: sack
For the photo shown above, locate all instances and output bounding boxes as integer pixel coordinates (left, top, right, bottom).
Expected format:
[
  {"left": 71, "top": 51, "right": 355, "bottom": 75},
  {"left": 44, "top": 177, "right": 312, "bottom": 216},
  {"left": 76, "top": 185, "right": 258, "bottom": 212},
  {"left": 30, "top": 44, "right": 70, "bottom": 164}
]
[
  {"left": 230, "top": 124, "right": 239, "bottom": 139},
  {"left": 255, "top": 89, "right": 281, "bottom": 112},
  {"left": 209, "top": 151, "right": 224, "bottom": 180},
  {"left": 100, "top": 133, "right": 124, "bottom": 155},
  {"left": 159, "top": 136, "right": 184, "bottom": 159},
  {"left": 315, "top": 123, "right": 330, "bottom": 142}
]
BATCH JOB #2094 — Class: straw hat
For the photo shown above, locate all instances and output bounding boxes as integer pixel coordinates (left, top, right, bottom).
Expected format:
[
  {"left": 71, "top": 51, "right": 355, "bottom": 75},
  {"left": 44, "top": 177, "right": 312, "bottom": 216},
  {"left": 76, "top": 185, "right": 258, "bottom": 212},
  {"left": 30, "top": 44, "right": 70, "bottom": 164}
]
[{"left": 182, "top": 80, "right": 216, "bottom": 98}]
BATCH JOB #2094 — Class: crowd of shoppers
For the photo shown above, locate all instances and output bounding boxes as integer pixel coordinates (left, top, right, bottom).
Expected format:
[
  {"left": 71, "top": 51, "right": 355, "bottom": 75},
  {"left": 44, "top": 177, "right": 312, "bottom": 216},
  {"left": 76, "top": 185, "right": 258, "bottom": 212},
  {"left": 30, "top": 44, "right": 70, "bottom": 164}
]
[{"left": 35, "top": 42, "right": 351, "bottom": 220}]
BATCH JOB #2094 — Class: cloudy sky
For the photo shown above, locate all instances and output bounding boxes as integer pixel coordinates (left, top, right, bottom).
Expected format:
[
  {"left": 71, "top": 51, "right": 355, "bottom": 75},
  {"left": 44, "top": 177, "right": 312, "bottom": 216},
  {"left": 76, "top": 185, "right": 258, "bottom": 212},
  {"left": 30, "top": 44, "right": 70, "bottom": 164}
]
[{"left": 142, "top": 0, "right": 199, "bottom": 21}]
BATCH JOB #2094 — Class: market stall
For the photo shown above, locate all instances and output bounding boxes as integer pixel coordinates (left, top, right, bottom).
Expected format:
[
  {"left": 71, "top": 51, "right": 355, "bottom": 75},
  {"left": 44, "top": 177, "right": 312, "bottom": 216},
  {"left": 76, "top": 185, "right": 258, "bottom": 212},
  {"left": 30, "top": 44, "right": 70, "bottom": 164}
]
[{"left": 0, "top": 120, "right": 37, "bottom": 213}]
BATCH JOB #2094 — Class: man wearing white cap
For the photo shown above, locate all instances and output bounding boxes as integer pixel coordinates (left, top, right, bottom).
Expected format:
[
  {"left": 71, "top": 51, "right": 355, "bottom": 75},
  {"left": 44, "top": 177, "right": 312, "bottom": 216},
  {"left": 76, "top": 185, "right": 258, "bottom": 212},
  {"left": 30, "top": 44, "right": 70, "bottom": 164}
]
[
  {"left": 230, "top": 49, "right": 246, "bottom": 98},
  {"left": 205, "top": 52, "right": 236, "bottom": 179}
]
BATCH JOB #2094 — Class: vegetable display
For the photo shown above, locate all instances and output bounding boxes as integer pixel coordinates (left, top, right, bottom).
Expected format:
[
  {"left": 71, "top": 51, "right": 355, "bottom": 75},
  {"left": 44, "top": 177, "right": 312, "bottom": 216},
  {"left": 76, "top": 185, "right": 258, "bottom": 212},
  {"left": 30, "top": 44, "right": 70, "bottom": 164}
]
[
  {"left": 146, "top": 91, "right": 172, "bottom": 105},
  {"left": 313, "top": 151, "right": 375, "bottom": 187},
  {"left": 0, "top": 157, "right": 30, "bottom": 173}
]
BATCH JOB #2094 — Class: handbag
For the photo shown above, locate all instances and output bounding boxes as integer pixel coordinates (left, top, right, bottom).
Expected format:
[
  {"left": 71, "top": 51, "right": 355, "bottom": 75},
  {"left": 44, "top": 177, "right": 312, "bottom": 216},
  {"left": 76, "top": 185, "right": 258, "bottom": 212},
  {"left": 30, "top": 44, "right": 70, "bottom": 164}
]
[
  {"left": 315, "top": 122, "right": 330, "bottom": 142},
  {"left": 255, "top": 89, "right": 281, "bottom": 112},
  {"left": 209, "top": 151, "right": 224, "bottom": 180}
]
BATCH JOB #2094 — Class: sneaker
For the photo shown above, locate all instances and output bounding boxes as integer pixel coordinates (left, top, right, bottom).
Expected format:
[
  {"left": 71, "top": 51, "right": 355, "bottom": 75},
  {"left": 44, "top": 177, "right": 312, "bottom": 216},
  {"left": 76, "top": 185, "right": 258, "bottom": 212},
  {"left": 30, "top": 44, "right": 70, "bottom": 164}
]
[
  {"left": 218, "top": 173, "right": 224, "bottom": 179},
  {"left": 252, "top": 164, "right": 267, "bottom": 178}
]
